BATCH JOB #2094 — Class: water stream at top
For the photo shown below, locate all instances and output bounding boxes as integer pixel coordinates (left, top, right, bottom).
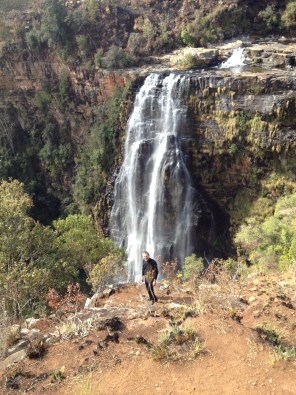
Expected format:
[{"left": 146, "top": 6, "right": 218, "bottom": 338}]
[{"left": 220, "top": 47, "right": 247, "bottom": 69}]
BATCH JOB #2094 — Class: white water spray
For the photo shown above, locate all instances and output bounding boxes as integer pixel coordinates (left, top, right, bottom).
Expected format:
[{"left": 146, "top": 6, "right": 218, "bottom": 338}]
[
  {"left": 110, "top": 73, "right": 199, "bottom": 282},
  {"left": 220, "top": 47, "right": 247, "bottom": 69}
]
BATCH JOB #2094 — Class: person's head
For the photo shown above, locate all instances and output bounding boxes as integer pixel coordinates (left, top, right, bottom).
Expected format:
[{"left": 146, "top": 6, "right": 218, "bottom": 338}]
[{"left": 143, "top": 251, "right": 150, "bottom": 261}]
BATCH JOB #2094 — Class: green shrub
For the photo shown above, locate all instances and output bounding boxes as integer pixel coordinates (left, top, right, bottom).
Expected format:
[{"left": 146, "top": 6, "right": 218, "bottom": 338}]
[
  {"left": 180, "top": 5, "right": 250, "bottom": 47},
  {"left": 58, "top": 72, "right": 70, "bottom": 105},
  {"left": 183, "top": 254, "right": 204, "bottom": 283},
  {"left": 183, "top": 14, "right": 222, "bottom": 47},
  {"left": 235, "top": 187, "right": 296, "bottom": 271},
  {"left": 179, "top": 52, "right": 200, "bottom": 69},
  {"left": 219, "top": 258, "right": 242, "bottom": 277},
  {"left": 0, "top": 180, "right": 124, "bottom": 318},
  {"left": 88, "top": 253, "right": 125, "bottom": 291},
  {"left": 103, "top": 45, "right": 134, "bottom": 69},
  {"left": 141, "top": 17, "right": 156, "bottom": 49},
  {"left": 228, "top": 143, "right": 239, "bottom": 156},
  {"left": 258, "top": 5, "right": 281, "bottom": 34},
  {"left": 76, "top": 34, "right": 89, "bottom": 59},
  {"left": 88, "top": 0, "right": 99, "bottom": 21},
  {"left": 0, "top": 309, "right": 11, "bottom": 358},
  {"left": 53, "top": 214, "right": 124, "bottom": 278},
  {"left": 126, "top": 33, "right": 145, "bottom": 57},
  {"left": 154, "top": 19, "right": 174, "bottom": 53},
  {"left": 25, "top": 0, "right": 70, "bottom": 50},
  {"left": 42, "top": 0, "right": 68, "bottom": 47},
  {"left": 94, "top": 48, "right": 103, "bottom": 67},
  {"left": 281, "top": 2, "right": 296, "bottom": 32},
  {"left": 25, "top": 26, "right": 47, "bottom": 49},
  {"left": 0, "top": 0, "right": 29, "bottom": 12},
  {"left": 180, "top": 29, "right": 194, "bottom": 47},
  {"left": 34, "top": 91, "right": 51, "bottom": 112},
  {"left": 256, "top": 324, "right": 296, "bottom": 361}
]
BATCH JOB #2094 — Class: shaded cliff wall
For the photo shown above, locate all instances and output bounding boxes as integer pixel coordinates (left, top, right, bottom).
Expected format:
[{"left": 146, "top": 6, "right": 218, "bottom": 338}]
[{"left": 183, "top": 70, "right": 296, "bottom": 236}]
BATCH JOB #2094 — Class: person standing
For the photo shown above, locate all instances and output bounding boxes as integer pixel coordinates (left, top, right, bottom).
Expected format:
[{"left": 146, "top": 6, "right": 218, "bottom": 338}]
[{"left": 142, "top": 251, "right": 159, "bottom": 304}]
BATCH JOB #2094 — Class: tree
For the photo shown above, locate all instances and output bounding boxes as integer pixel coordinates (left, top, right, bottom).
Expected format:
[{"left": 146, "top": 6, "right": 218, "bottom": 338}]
[
  {"left": 0, "top": 180, "right": 33, "bottom": 272},
  {"left": 281, "top": 2, "right": 296, "bottom": 32},
  {"left": 0, "top": 180, "right": 76, "bottom": 318},
  {"left": 88, "top": 0, "right": 99, "bottom": 21},
  {"left": 53, "top": 214, "right": 124, "bottom": 284},
  {"left": 182, "top": 254, "right": 204, "bottom": 287},
  {"left": 127, "top": 33, "right": 145, "bottom": 57},
  {"left": 76, "top": 34, "right": 89, "bottom": 60},
  {"left": 258, "top": 5, "right": 280, "bottom": 34},
  {"left": 103, "top": 45, "right": 134, "bottom": 69},
  {"left": 0, "top": 181, "right": 125, "bottom": 317},
  {"left": 44, "top": 0, "right": 68, "bottom": 44}
]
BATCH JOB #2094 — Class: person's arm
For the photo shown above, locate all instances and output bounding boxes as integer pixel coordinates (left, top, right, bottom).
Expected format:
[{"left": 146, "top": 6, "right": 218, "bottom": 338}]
[
  {"left": 153, "top": 260, "right": 158, "bottom": 285},
  {"left": 142, "top": 261, "right": 145, "bottom": 282},
  {"left": 154, "top": 260, "right": 159, "bottom": 280}
]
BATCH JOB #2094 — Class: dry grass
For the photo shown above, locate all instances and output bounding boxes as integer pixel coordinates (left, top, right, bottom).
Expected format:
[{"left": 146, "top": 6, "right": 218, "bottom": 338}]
[
  {"left": 57, "top": 316, "right": 95, "bottom": 340},
  {"left": 150, "top": 322, "right": 205, "bottom": 362}
]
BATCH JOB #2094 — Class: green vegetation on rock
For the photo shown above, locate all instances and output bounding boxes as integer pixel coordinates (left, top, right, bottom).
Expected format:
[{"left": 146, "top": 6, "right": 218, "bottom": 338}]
[
  {"left": 74, "top": 87, "right": 128, "bottom": 213},
  {"left": 235, "top": 174, "right": 296, "bottom": 271}
]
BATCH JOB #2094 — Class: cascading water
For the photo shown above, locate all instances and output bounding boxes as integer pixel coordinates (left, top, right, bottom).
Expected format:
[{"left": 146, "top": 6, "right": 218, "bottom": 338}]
[
  {"left": 220, "top": 47, "right": 247, "bottom": 69},
  {"left": 110, "top": 73, "right": 204, "bottom": 282}
]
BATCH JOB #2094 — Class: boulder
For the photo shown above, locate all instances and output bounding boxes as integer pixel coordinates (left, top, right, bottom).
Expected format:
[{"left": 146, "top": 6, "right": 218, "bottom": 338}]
[
  {"left": 7, "top": 339, "right": 30, "bottom": 356},
  {"left": 25, "top": 317, "right": 41, "bottom": 329},
  {"left": 0, "top": 350, "right": 26, "bottom": 370},
  {"left": 170, "top": 47, "right": 219, "bottom": 68},
  {"left": 86, "top": 285, "right": 118, "bottom": 308}
]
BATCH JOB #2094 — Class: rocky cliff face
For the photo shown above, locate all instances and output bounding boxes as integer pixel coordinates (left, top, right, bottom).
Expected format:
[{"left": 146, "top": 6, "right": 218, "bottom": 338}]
[
  {"left": 185, "top": 68, "right": 295, "bottom": 233},
  {"left": 0, "top": 45, "right": 133, "bottom": 109},
  {"left": 0, "top": 46, "right": 137, "bottom": 220},
  {"left": 0, "top": 38, "right": 296, "bottom": 252}
]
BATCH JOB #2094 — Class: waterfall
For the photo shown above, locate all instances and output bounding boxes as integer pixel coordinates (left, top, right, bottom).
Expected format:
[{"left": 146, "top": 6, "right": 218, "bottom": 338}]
[
  {"left": 110, "top": 73, "right": 203, "bottom": 282},
  {"left": 220, "top": 47, "right": 246, "bottom": 69}
]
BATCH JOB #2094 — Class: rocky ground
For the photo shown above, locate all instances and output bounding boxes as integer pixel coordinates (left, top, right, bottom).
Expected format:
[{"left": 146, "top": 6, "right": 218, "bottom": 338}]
[{"left": 0, "top": 269, "right": 296, "bottom": 395}]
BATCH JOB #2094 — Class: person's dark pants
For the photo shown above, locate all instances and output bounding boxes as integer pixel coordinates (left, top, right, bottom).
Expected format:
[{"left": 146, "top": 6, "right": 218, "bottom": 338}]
[{"left": 144, "top": 277, "right": 157, "bottom": 302}]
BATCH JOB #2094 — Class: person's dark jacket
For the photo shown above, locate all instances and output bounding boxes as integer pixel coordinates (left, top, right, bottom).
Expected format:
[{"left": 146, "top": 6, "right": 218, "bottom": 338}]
[{"left": 142, "top": 258, "right": 158, "bottom": 280}]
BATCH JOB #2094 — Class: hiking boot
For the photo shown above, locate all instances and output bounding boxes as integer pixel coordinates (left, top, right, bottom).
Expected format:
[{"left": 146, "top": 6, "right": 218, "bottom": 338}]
[{"left": 151, "top": 297, "right": 158, "bottom": 305}]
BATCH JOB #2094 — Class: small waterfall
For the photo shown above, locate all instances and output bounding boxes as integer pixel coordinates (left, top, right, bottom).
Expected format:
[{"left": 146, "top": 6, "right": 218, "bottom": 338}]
[
  {"left": 220, "top": 47, "right": 246, "bottom": 69},
  {"left": 110, "top": 73, "right": 202, "bottom": 282}
]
